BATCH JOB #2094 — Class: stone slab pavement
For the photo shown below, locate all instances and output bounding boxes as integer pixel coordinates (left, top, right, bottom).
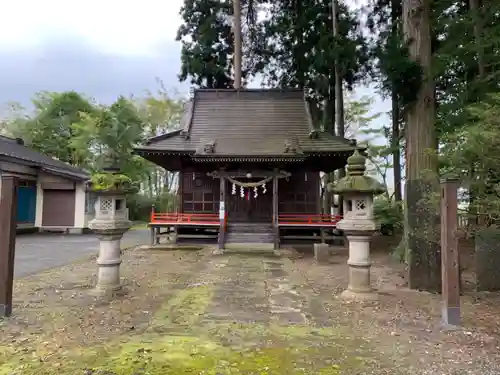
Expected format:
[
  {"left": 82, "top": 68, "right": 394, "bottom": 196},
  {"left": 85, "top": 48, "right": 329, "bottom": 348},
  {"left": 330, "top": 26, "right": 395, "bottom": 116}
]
[{"left": 14, "top": 229, "right": 149, "bottom": 278}]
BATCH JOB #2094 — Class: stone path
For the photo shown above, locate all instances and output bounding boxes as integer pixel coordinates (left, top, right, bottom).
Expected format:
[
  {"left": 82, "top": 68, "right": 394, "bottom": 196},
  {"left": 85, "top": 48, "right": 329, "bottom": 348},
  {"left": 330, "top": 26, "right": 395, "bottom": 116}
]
[{"left": 197, "top": 254, "right": 308, "bottom": 326}]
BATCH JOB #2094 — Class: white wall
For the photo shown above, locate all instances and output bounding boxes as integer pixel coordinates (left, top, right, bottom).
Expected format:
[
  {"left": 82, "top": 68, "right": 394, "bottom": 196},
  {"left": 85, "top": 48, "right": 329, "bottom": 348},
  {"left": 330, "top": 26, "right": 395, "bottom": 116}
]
[
  {"left": 34, "top": 180, "right": 43, "bottom": 227},
  {"left": 74, "top": 182, "right": 86, "bottom": 230}
]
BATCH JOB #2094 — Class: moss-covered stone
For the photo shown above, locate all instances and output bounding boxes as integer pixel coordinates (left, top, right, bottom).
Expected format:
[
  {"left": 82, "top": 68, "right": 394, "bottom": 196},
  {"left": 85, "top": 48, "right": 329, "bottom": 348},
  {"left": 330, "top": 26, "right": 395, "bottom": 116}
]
[
  {"left": 89, "top": 173, "right": 138, "bottom": 194},
  {"left": 330, "top": 150, "right": 385, "bottom": 195}
]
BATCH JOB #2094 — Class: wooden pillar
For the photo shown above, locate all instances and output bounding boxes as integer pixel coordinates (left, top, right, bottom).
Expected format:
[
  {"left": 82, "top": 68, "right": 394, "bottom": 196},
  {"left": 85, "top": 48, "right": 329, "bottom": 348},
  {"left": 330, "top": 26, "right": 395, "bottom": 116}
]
[
  {"left": 0, "top": 175, "right": 18, "bottom": 317},
  {"left": 218, "top": 176, "right": 226, "bottom": 249},
  {"left": 149, "top": 226, "right": 155, "bottom": 246},
  {"left": 273, "top": 174, "right": 279, "bottom": 250},
  {"left": 149, "top": 205, "right": 155, "bottom": 246},
  {"left": 178, "top": 170, "right": 184, "bottom": 213},
  {"left": 155, "top": 227, "right": 161, "bottom": 245},
  {"left": 441, "top": 178, "right": 460, "bottom": 326}
]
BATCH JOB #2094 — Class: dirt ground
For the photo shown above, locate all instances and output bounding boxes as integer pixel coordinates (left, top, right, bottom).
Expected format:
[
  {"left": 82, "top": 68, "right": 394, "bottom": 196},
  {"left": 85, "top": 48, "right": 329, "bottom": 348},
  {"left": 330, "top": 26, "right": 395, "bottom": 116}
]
[{"left": 0, "top": 239, "right": 499, "bottom": 375}]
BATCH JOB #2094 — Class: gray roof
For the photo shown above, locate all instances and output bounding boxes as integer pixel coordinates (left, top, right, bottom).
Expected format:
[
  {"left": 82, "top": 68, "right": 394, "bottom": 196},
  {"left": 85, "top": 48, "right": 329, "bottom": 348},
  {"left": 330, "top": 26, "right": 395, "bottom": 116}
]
[
  {"left": 136, "top": 89, "right": 357, "bottom": 158},
  {"left": 0, "top": 135, "right": 90, "bottom": 180}
]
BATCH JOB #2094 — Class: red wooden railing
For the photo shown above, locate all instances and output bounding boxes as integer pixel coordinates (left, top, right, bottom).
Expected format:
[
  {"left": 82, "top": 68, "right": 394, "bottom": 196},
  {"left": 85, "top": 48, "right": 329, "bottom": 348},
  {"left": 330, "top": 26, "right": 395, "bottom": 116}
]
[
  {"left": 150, "top": 206, "right": 341, "bottom": 228},
  {"left": 150, "top": 210, "right": 220, "bottom": 225},
  {"left": 278, "top": 213, "right": 342, "bottom": 227}
]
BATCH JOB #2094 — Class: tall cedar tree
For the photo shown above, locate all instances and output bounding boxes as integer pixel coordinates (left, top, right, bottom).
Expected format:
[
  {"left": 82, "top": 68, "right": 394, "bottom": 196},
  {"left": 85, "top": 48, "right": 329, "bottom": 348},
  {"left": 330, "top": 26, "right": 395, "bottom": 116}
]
[
  {"left": 177, "top": 0, "right": 235, "bottom": 88},
  {"left": 403, "top": 0, "right": 441, "bottom": 292}
]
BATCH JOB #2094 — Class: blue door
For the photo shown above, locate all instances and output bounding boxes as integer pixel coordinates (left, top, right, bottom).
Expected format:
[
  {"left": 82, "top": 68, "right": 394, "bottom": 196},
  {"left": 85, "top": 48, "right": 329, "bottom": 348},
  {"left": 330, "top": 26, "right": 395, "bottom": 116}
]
[{"left": 17, "top": 182, "right": 37, "bottom": 224}]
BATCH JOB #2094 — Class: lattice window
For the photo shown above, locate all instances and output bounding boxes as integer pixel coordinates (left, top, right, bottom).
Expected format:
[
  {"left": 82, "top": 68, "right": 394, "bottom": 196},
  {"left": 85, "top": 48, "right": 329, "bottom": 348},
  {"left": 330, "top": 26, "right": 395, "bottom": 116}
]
[
  {"left": 356, "top": 200, "right": 366, "bottom": 210},
  {"left": 183, "top": 191, "right": 215, "bottom": 213},
  {"left": 100, "top": 198, "right": 113, "bottom": 211}
]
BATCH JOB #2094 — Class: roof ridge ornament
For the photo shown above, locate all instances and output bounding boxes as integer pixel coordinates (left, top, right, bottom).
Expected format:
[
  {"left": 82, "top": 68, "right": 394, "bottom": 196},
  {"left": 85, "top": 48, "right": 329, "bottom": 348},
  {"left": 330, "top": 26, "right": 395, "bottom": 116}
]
[
  {"left": 203, "top": 139, "right": 216, "bottom": 154},
  {"left": 309, "top": 130, "right": 319, "bottom": 139},
  {"left": 195, "top": 139, "right": 217, "bottom": 154},
  {"left": 284, "top": 138, "right": 303, "bottom": 154}
]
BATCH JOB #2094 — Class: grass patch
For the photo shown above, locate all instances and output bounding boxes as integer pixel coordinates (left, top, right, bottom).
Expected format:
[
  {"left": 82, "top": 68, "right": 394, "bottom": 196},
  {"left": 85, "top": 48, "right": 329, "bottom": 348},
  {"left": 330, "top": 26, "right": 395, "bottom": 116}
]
[
  {"left": 151, "top": 284, "right": 214, "bottom": 328},
  {"left": 0, "top": 334, "right": 345, "bottom": 375},
  {"left": 130, "top": 222, "right": 148, "bottom": 230}
]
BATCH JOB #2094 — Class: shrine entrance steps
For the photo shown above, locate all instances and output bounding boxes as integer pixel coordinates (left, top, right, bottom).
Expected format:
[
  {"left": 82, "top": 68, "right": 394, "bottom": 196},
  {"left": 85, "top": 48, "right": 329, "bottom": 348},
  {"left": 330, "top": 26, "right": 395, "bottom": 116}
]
[{"left": 225, "top": 223, "right": 274, "bottom": 251}]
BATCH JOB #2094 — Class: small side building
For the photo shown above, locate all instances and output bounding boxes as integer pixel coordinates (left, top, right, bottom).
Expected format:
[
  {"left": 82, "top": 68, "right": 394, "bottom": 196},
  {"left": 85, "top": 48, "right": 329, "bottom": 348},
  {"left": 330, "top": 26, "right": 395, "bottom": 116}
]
[{"left": 0, "top": 135, "right": 90, "bottom": 233}]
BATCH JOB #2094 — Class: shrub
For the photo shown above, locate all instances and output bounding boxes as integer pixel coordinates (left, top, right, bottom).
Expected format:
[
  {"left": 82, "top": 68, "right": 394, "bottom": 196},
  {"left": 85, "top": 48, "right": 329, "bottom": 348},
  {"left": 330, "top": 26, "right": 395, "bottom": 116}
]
[
  {"left": 373, "top": 196, "right": 403, "bottom": 236},
  {"left": 127, "top": 192, "right": 178, "bottom": 222}
]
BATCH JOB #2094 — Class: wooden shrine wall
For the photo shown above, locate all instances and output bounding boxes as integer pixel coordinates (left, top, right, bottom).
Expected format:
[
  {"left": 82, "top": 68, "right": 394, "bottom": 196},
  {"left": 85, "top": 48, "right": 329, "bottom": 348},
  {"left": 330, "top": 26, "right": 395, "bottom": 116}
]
[
  {"left": 180, "top": 169, "right": 219, "bottom": 213},
  {"left": 225, "top": 178, "right": 273, "bottom": 222},
  {"left": 278, "top": 171, "right": 320, "bottom": 214},
  {"left": 179, "top": 167, "right": 320, "bottom": 215}
]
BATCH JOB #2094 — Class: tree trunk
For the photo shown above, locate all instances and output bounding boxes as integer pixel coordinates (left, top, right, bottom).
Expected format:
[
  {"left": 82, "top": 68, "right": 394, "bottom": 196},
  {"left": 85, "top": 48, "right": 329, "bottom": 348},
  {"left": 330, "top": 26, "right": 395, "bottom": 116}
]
[
  {"left": 392, "top": 91, "right": 402, "bottom": 202},
  {"left": 332, "top": 0, "right": 345, "bottom": 216},
  {"left": 391, "top": 0, "right": 402, "bottom": 203},
  {"left": 332, "top": 0, "right": 344, "bottom": 145},
  {"left": 467, "top": 0, "right": 484, "bottom": 230},
  {"left": 403, "top": 0, "right": 441, "bottom": 292},
  {"left": 469, "top": 0, "right": 485, "bottom": 79},
  {"left": 233, "top": 0, "right": 242, "bottom": 89},
  {"left": 322, "top": 94, "right": 334, "bottom": 215}
]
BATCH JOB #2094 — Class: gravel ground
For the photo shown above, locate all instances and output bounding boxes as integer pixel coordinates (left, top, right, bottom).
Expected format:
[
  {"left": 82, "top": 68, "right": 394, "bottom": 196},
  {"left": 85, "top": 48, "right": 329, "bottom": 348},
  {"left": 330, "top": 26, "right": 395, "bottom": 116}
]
[{"left": 0, "top": 244, "right": 499, "bottom": 374}]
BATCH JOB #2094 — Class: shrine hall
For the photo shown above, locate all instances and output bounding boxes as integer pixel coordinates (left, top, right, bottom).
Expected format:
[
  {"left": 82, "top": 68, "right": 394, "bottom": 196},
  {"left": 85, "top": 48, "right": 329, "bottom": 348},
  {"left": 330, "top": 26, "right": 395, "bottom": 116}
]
[{"left": 135, "top": 88, "right": 359, "bottom": 250}]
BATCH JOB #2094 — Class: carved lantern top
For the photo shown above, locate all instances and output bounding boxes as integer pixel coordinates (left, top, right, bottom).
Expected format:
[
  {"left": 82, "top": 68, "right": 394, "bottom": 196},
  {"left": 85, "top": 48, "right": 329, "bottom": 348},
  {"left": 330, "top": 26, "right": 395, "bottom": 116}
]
[{"left": 331, "top": 150, "right": 386, "bottom": 196}]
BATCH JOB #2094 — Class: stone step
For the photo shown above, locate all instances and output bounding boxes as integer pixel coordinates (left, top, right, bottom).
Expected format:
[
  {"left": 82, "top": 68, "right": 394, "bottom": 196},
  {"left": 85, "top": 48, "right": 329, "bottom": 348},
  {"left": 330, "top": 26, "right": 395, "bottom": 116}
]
[
  {"left": 223, "top": 242, "right": 275, "bottom": 253},
  {"left": 225, "top": 233, "right": 274, "bottom": 244},
  {"left": 227, "top": 223, "right": 273, "bottom": 232}
]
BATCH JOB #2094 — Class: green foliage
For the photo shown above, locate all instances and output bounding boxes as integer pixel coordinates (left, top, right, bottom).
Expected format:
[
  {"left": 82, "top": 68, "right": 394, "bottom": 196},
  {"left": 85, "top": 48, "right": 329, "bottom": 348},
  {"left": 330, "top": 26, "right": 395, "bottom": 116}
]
[
  {"left": 441, "top": 93, "right": 500, "bottom": 227},
  {"left": 432, "top": 0, "right": 500, "bottom": 138},
  {"left": 373, "top": 196, "right": 403, "bottom": 236},
  {"left": 3, "top": 91, "right": 96, "bottom": 166},
  {"left": 257, "top": 0, "right": 368, "bottom": 97},
  {"left": 127, "top": 192, "right": 179, "bottom": 221},
  {"left": 90, "top": 173, "right": 136, "bottom": 193},
  {"left": 177, "top": 0, "right": 235, "bottom": 88},
  {"left": 366, "top": 0, "right": 422, "bottom": 110},
  {"left": 1, "top": 85, "right": 185, "bottom": 202}
]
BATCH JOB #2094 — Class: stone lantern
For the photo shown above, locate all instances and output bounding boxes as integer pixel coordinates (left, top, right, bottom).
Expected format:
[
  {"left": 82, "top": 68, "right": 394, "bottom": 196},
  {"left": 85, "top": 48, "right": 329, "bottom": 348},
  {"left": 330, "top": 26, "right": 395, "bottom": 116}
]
[
  {"left": 332, "top": 150, "right": 385, "bottom": 301},
  {"left": 88, "top": 161, "right": 133, "bottom": 295}
]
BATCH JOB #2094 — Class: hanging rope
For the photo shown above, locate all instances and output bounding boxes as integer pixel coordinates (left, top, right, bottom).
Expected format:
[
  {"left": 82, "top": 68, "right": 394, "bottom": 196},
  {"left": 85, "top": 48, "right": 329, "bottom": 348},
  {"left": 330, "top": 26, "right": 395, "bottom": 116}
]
[{"left": 227, "top": 175, "right": 273, "bottom": 188}]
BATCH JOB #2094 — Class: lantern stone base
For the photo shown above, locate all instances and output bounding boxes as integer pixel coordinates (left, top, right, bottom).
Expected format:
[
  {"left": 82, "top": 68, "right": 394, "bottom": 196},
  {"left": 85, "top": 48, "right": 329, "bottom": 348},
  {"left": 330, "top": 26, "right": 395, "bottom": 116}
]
[
  {"left": 88, "top": 221, "right": 131, "bottom": 294},
  {"left": 314, "top": 243, "right": 330, "bottom": 263},
  {"left": 339, "top": 234, "right": 378, "bottom": 302},
  {"left": 212, "top": 248, "right": 224, "bottom": 255},
  {"left": 339, "top": 262, "right": 378, "bottom": 301},
  {"left": 94, "top": 234, "right": 124, "bottom": 293},
  {"left": 339, "top": 288, "right": 378, "bottom": 302}
]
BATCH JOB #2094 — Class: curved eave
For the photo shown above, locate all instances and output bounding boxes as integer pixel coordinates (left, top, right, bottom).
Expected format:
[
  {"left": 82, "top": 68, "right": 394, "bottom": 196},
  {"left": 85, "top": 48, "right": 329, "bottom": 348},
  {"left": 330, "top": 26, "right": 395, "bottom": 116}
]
[
  {"left": 192, "top": 156, "right": 306, "bottom": 163},
  {"left": 303, "top": 147, "right": 362, "bottom": 156},
  {"left": 133, "top": 149, "right": 194, "bottom": 157}
]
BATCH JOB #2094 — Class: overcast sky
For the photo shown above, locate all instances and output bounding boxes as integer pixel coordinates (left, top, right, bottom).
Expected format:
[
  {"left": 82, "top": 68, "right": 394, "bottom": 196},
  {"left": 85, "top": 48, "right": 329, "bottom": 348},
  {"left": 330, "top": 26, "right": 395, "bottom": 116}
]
[
  {"left": 0, "top": 0, "right": 186, "bottom": 106},
  {"left": 0, "top": 0, "right": 394, "bottom": 187},
  {"left": 1, "top": 0, "right": 387, "bottom": 106}
]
